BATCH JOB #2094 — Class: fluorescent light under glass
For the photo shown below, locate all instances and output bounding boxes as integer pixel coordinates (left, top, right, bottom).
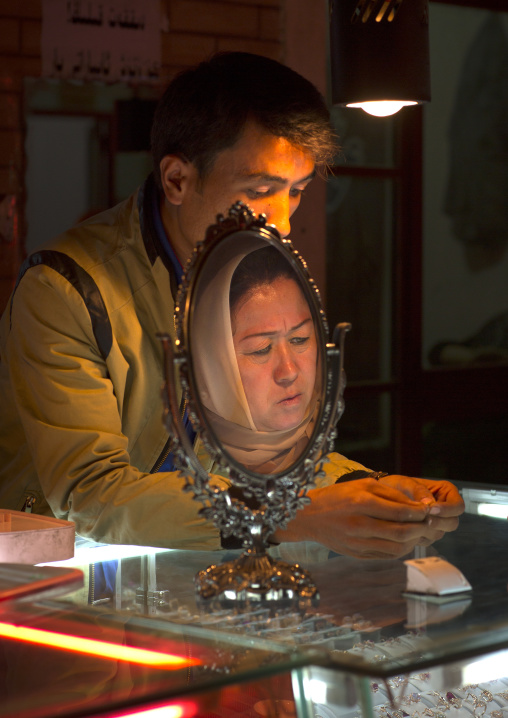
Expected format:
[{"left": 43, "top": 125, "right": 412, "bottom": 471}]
[
  {"left": 38, "top": 542, "right": 171, "bottom": 568},
  {"left": 477, "top": 503, "right": 508, "bottom": 520},
  {"left": 462, "top": 650, "right": 508, "bottom": 684}
]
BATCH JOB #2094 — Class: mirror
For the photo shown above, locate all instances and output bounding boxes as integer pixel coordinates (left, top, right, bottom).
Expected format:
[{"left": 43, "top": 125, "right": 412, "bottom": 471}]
[
  {"left": 192, "top": 229, "right": 323, "bottom": 476},
  {"left": 159, "top": 202, "right": 350, "bottom": 606}
]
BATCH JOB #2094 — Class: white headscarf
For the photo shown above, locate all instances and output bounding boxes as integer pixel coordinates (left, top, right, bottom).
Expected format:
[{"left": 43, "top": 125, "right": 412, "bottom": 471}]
[{"left": 192, "top": 236, "right": 320, "bottom": 474}]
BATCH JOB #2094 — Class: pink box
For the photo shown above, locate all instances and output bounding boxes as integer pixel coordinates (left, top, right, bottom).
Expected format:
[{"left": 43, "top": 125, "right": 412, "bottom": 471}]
[{"left": 0, "top": 510, "right": 75, "bottom": 564}]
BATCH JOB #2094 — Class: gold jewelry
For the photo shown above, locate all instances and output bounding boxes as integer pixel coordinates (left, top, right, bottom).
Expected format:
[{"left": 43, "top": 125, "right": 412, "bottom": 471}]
[{"left": 367, "top": 471, "right": 390, "bottom": 480}]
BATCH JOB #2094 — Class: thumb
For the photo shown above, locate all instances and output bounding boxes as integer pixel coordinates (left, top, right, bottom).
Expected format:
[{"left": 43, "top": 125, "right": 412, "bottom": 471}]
[{"left": 379, "top": 475, "right": 441, "bottom": 514}]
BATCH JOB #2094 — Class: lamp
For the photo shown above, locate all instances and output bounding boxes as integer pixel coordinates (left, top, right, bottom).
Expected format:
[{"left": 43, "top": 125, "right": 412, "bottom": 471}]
[{"left": 329, "top": 0, "right": 431, "bottom": 117}]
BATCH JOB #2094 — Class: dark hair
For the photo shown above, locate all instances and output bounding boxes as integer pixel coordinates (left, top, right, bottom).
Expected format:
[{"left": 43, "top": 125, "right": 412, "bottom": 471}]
[
  {"left": 230, "top": 246, "right": 300, "bottom": 317},
  {"left": 151, "top": 51, "right": 337, "bottom": 188}
]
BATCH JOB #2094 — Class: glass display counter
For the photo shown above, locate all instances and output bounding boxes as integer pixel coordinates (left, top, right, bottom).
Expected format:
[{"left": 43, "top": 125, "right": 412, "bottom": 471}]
[{"left": 2, "top": 481, "right": 508, "bottom": 718}]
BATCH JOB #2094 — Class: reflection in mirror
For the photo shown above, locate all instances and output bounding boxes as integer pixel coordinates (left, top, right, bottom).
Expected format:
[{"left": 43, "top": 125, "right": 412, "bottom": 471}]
[{"left": 193, "top": 244, "right": 321, "bottom": 475}]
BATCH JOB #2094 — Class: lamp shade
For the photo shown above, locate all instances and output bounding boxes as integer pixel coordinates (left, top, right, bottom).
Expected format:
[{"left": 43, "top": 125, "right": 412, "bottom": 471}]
[{"left": 329, "top": 0, "right": 431, "bottom": 107}]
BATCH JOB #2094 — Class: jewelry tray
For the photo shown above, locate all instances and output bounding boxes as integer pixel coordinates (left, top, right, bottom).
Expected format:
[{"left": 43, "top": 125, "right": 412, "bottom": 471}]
[{"left": 0, "top": 510, "right": 75, "bottom": 564}]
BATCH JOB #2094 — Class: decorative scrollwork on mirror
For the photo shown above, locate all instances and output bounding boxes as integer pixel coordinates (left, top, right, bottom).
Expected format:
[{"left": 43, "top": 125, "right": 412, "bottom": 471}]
[{"left": 159, "top": 201, "right": 350, "bottom": 605}]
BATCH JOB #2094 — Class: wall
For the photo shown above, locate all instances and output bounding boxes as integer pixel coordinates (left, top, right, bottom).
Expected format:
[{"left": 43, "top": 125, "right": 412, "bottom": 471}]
[
  {"left": 0, "top": 0, "right": 40, "bottom": 312},
  {"left": 423, "top": 4, "right": 508, "bottom": 364}
]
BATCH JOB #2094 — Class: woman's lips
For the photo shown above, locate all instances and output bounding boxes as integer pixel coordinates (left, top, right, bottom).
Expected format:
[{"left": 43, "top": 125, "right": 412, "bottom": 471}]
[{"left": 277, "top": 393, "right": 302, "bottom": 406}]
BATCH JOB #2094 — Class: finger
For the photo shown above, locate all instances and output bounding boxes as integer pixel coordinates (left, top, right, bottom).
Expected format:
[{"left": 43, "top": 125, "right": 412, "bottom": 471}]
[
  {"left": 331, "top": 534, "right": 420, "bottom": 560},
  {"left": 414, "top": 518, "right": 459, "bottom": 546},
  {"left": 354, "top": 487, "right": 430, "bottom": 523},
  {"left": 383, "top": 477, "right": 465, "bottom": 516},
  {"left": 416, "top": 537, "right": 439, "bottom": 546},
  {"left": 417, "top": 480, "right": 466, "bottom": 516},
  {"left": 379, "top": 475, "right": 437, "bottom": 505},
  {"left": 423, "top": 514, "right": 460, "bottom": 533},
  {"left": 343, "top": 514, "right": 437, "bottom": 546},
  {"left": 324, "top": 512, "right": 452, "bottom": 559},
  {"left": 432, "top": 500, "right": 465, "bottom": 518}
]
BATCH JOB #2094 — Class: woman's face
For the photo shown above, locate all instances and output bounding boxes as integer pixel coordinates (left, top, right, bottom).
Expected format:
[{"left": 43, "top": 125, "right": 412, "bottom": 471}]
[{"left": 232, "top": 277, "right": 318, "bottom": 432}]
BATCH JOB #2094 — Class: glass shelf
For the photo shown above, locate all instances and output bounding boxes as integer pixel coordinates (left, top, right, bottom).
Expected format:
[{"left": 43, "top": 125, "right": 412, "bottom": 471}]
[{"left": 2, "top": 481, "right": 508, "bottom": 718}]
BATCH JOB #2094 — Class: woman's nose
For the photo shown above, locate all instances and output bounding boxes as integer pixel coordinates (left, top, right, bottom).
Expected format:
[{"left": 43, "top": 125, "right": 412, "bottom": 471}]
[{"left": 274, "top": 346, "right": 298, "bottom": 385}]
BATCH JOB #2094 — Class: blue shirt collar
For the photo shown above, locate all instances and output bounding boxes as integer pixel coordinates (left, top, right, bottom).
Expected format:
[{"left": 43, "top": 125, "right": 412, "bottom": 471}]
[{"left": 151, "top": 187, "right": 184, "bottom": 285}]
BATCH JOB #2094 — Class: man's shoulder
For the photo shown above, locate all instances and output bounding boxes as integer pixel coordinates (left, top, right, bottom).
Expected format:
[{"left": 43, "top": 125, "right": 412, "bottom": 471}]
[
  {"left": 52, "top": 190, "right": 142, "bottom": 270},
  {"left": 6, "top": 186, "right": 161, "bottom": 319},
  {"left": 21, "top": 189, "right": 153, "bottom": 295}
]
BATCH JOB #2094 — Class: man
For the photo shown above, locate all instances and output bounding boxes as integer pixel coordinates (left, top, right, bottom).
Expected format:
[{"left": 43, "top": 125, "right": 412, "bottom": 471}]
[{"left": 0, "top": 52, "right": 463, "bottom": 558}]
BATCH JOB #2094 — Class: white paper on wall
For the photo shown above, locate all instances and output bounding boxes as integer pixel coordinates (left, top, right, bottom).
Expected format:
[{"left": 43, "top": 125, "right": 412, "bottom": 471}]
[{"left": 41, "top": 0, "right": 161, "bottom": 84}]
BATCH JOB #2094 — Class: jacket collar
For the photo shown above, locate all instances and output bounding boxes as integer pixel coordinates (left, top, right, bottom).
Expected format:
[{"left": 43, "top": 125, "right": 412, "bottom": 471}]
[{"left": 137, "top": 173, "right": 160, "bottom": 266}]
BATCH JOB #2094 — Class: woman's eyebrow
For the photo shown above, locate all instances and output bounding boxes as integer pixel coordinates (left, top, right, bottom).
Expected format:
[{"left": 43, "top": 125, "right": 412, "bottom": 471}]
[
  {"left": 290, "top": 317, "right": 313, "bottom": 332},
  {"left": 239, "top": 317, "right": 312, "bottom": 343}
]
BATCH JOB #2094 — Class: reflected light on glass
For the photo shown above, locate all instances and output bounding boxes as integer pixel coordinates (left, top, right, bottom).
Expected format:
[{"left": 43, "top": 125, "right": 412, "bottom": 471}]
[
  {"left": 346, "top": 100, "right": 418, "bottom": 116},
  {"left": 303, "top": 676, "right": 327, "bottom": 704},
  {"left": 462, "top": 650, "right": 508, "bottom": 684},
  {"left": 107, "top": 701, "right": 198, "bottom": 718},
  {"left": 0, "top": 622, "right": 200, "bottom": 669},
  {"left": 38, "top": 541, "right": 171, "bottom": 568},
  {"left": 122, "top": 709, "right": 184, "bottom": 718},
  {"left": 477, "top": 503, "right": 508, "bottom": 520}
]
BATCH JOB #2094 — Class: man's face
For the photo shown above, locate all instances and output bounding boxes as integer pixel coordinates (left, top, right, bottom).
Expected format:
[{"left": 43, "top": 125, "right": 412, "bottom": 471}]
[{"left": 162, "top": 121, "right": 315, "bottom": 262}]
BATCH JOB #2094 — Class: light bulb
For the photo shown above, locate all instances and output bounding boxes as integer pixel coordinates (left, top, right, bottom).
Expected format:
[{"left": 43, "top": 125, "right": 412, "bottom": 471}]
[{"left": 346, "top": 100, "right": 418, "bottom": 117}]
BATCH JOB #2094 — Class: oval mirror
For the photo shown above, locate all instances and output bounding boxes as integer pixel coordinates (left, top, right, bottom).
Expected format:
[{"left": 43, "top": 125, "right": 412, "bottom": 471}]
[{"left": 159, "top": 202, "right": 350, "bottom": 606}]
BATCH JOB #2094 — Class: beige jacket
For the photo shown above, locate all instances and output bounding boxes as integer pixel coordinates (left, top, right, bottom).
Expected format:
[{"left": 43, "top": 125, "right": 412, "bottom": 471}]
[{"left": 0, "top": 176, "right": 366, "bottom": 550}]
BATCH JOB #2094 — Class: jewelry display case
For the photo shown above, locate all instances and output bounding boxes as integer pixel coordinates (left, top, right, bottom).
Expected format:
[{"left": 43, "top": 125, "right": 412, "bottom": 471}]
[{"left": 2, "top": 481, "right": 508, "bottom": 718}]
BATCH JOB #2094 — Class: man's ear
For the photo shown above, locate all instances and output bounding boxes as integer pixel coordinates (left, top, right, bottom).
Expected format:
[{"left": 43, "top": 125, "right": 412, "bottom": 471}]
[{"left": 159, "top": 155, "right": 195, "bottom": 206}]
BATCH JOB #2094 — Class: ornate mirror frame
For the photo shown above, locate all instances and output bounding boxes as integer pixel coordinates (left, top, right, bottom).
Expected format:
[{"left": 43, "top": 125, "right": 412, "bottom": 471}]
[{"left": 159, "top": 202, "right": 350, "bottom": 605}]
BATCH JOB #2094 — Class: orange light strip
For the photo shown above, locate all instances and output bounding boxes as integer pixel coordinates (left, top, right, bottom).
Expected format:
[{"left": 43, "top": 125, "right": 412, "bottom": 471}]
[
  {"left": 125, "top": 708, "right": 184, "bottom": 718},
  {"left": 0, "top": 621, "right": 200, "bottom": 669},
  {"left": 109, "top": 703, "right": 196, "bottom": 718},
  {"left": 126, "top": 710, "right": 183, "bottom": 718}
]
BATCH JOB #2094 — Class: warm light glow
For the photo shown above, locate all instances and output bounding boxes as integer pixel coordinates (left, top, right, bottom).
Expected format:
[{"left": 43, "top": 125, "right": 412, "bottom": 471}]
[
  {"left": 108, "top": 702, "right": 197, "bottom": 718},
  {"left": 462, "top": 651, "right": 508, "bottom": 684},
  {"left": 0, "top": 622, "right": 199, "bottom": 669},
  {"left": 113, "top": 707, "right": 184, "bottom": 718},
  {"left": 477, "top": 503, "right": 508, "bottom": 519},
  {"left": 346, "top": 100, "right": 418, "bottom": 117}
]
